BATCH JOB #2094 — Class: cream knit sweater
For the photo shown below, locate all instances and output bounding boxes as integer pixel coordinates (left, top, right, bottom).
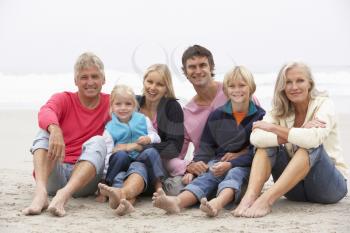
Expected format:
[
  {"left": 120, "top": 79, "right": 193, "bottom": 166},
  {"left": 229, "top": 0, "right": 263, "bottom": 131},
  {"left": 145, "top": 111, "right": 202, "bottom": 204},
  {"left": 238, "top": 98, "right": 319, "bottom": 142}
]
[{"left": 250, "top": 96, "right": 348, "bottom": 179}]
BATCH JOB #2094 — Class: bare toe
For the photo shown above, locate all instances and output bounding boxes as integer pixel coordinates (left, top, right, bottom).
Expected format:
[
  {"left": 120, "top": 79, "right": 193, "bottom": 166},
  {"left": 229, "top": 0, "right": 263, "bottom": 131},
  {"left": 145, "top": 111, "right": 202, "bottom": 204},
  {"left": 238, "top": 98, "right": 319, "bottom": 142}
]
[
  {"left": 200, "top": 198, "right": 218, "bottom": 217},
  {"left": 22, "top": 188, "right": 49, "bottom": 216},
  {"left": 152, "top": 188, "right": 180, "bottom": 214},
  {"left": 115, "top": 199, "right": 135, "bottom": 216}
]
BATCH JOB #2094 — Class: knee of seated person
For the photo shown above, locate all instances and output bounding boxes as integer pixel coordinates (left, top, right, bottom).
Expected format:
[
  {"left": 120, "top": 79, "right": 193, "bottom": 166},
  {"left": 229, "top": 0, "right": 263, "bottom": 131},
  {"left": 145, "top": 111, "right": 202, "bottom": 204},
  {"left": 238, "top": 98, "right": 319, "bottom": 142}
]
[
  {"left": 306, "top": 146, "right": 324, "bottom": 157},
  {"left": 129, "top": 161, "right": 147, "bottom": 171},
  {"left": 256, "top": 148, "right": 266, "bottom": 154},
  {"left": 115, "top": 151, "right": 129, "bottom": 159},
  {"left": 109, "top": 151, "right": 128, "bottom": 164},
  {"left": 35, "top": 129, "right": 50, "bottom": 139},
  {"left": 83, "top": 135, "right": 106, "bottom": 150},
  {"left": 296, "top": 147, "right": 309, "bottom": 154},
  {"left": 226, "top": 167, "right": 248, "bottom": 178},
  {"left": 143, "top": 148, "right": 160, "bottom": 159},
  {"left": 263, "top": 147, "right": 280, "bottom": 157},
  {"left": 305, "top": 145, "right": 326, "bottom": 166},
  {"left": 30, "top": 130, "right": 51, "bottom": 154},
  {"left": 83, "top": 136, "right": 108, "bottom": 162}
]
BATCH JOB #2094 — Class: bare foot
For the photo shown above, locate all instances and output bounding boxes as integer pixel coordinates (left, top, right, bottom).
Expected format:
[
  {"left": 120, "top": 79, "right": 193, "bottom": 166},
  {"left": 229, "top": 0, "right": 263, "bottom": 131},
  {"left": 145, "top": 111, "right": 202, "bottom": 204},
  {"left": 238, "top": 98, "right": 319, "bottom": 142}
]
[
  {"left": 242, "top": 196, "right": 272, "bottom": 218},
  {"left": 115, "top": 199, "right": 135, "bottom": 216},
  {"left": 232, "top": 193, "right": 257, "bottom": 217},
  {"left": 22, "top": 187, "right": 49, "bottom": 215},
  {"left": 48, "top": 189, "right": 70, "bottom": 217},
  {"left": 154, "top": 179, "right": 162, "bottom": 191},
  {"left": 95, "top": 193, "right": 108, "bottom": 203},
  {"left": 152, "top": 188, "right": 180, "bottom": 214},
  {"left": 200, "top": 198, "right": 219, "bottom": 217},
  {"left": 98, "top": 183, "right": 124, "bottom": 209}
]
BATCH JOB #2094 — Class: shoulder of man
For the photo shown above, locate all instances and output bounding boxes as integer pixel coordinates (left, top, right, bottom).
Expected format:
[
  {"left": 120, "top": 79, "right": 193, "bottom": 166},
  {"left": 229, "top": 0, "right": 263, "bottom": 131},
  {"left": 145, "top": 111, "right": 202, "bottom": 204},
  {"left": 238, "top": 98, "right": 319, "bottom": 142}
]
[{"left": 45, "top": 91, "right": 74, "bottom": 105}]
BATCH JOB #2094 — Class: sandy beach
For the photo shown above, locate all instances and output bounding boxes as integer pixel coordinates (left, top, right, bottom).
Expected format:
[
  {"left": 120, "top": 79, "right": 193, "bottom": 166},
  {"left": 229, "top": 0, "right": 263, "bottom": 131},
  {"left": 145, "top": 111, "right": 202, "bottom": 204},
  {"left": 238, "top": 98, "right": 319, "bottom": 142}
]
[{"left": 0, "top": 109, "right": 349, "bottom": 233}]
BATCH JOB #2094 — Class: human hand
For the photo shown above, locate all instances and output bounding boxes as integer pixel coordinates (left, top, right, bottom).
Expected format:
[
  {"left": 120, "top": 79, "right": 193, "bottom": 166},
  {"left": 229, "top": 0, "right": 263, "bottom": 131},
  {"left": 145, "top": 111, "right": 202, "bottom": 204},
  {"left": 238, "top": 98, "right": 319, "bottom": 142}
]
[
  {"left": 210, "top": 162, "right": 231, "bottom": 177},
  {"left": 182, "top": 173, "right": 194, "bottom": 185},
  {"left": 221, "top": 148, "right": 248, "bottom": 162},
  {"left": 113, "top": 143, "right": 143, "bottom": 153},
  {"left": 127, "top": 143, "right": 143, "bottom": 152},
  {"left": 303, "top": 117, "right": 326, "bottom": 129},
  {"left": 137, "top": 136, "right": 151, "bottom": 145},
  {"left": 252, "top": 121, "right": 275, "bottom": 132},
  {"left": 47, "top": 124, "right": 65, "bottom": 162},
  {"left": 277, "top": 136, "right": 288, "bottom": 144},
  {"left": 112, "top": 144, "right": 128, "bottom": 153},
  {"left": 186, "top": 161, "right": 209, "bottom": 176}
]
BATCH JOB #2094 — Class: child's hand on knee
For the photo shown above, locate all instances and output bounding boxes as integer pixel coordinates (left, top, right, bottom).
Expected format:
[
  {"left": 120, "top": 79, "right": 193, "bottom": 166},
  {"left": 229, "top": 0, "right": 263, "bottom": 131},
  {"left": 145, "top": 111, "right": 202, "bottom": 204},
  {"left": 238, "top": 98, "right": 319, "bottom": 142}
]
[
  {"left": 137, "top": 136, "right": 151, "bottom": 145},
  {"left": 182, "top": 173, "right": 194, "bottom": 185}
]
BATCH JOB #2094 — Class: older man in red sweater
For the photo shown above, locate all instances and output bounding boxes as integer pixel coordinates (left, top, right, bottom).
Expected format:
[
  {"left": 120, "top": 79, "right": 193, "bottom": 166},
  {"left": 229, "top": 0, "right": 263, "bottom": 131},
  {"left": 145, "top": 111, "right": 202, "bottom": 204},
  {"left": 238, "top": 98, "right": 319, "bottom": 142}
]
[{"left": 22, "top": 52, "right": 110, "bottom": 217}]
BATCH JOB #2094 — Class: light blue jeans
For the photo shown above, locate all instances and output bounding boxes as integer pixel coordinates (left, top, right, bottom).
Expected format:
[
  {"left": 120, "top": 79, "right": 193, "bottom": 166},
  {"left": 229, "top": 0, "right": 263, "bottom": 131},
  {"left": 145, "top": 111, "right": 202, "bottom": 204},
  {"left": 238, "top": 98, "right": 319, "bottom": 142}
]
[
  {"left": 184, "top": 160, "right": 250, "bottom": 203},
  {"left": 267, "top": 145, "right": 347, "bottom": 203},
  {"left": 111, "top": 162, "right": 149, "bottom": 190}
]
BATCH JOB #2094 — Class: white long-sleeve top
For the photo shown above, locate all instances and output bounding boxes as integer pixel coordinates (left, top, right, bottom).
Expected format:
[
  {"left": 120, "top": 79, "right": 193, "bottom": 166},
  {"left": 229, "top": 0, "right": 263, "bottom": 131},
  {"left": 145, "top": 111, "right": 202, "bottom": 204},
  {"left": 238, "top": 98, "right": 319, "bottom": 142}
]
[
  {"left": 250, "top": 96, "right": 348, "bottom": 179},
  {"left": 102, "top": 116, "right": 161, "bottom": 178}
]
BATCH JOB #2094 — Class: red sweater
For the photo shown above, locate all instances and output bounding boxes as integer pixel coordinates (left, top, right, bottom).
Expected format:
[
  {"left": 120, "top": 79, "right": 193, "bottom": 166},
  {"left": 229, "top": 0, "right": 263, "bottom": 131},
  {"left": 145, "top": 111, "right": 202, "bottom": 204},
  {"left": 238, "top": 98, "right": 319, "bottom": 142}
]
[{"left": 38, "top": 92, "right": 110, "bottom": 163}]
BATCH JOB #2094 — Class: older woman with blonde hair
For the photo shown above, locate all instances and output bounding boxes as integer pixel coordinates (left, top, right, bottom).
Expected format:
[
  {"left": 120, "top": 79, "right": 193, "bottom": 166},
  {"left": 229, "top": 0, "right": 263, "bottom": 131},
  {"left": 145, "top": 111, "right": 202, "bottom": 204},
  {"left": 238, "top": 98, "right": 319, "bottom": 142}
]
[{"left": 233, "top": 62, "right": 348, "bottom": 218}]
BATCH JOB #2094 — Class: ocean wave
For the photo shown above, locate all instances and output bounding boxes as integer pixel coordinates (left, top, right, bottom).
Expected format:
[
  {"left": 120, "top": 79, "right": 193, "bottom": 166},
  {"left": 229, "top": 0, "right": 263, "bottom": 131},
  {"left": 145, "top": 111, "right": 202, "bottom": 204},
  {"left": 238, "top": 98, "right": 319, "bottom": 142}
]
[{"left": 1, "top": 70, "right": 349, "bottom": 112}]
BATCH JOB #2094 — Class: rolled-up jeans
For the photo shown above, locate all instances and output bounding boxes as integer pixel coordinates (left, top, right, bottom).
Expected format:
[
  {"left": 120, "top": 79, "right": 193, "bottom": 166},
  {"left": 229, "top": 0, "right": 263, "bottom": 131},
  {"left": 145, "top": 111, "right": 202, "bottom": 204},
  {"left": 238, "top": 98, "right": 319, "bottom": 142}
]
[
  {"left": 266, "top": 145, "right": 347, "bottom": 203},
  {"left": 183, "top": 160, "right": 250, "bottom": 204},
  {"left": 105, "top": 148, "right": 165, "bottom": 186}
]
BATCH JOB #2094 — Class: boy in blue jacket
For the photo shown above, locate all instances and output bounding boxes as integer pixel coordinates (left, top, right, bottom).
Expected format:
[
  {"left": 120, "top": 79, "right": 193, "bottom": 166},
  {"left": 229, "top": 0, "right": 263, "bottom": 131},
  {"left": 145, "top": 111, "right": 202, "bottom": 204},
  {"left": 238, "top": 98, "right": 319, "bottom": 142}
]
[{"left": 153, "top": 66, "right": 265, "bottom": 217}]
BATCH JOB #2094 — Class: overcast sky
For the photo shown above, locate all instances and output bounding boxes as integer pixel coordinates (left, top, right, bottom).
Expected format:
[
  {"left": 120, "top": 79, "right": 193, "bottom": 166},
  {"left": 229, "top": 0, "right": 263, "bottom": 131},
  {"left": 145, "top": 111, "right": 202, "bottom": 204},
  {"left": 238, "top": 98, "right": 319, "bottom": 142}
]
[{"left": 0, "top": 0, "right": 349, "bottom": 75}]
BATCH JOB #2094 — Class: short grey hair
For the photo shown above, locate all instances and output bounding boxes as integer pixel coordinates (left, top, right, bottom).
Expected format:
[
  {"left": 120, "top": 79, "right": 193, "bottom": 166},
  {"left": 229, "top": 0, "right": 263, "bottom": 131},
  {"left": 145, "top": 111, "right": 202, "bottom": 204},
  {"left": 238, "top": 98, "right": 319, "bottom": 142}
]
[{"left": 74, "top": 52, "right": 105, "bottom": 80}]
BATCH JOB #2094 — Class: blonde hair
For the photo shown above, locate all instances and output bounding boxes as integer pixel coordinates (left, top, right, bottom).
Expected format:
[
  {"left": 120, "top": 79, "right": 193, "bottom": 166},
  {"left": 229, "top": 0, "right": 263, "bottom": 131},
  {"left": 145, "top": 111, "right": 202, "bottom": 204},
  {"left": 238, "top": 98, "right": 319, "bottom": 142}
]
[
  {"left": 223, "top": 66, "right": 256, "bottom": 98},
  {"left": 143, "top": 64, "right": 176, "bottom": 98},
  {"left": 74, "top": 52, "right": 105, "bottom": 81},
  {"left": 272, "top": 62, "right": 327, "bottom": 118},
  {"left": 109, "top": 85, "right": 138, "bottom": 115}
]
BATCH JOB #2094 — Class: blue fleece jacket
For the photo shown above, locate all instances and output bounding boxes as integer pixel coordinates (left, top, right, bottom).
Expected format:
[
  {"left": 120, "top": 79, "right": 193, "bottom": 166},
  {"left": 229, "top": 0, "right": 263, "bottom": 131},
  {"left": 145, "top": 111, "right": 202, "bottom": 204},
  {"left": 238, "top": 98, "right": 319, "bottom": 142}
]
[{"left": 105, "top": 112, "right": 147, "bottom": 159}]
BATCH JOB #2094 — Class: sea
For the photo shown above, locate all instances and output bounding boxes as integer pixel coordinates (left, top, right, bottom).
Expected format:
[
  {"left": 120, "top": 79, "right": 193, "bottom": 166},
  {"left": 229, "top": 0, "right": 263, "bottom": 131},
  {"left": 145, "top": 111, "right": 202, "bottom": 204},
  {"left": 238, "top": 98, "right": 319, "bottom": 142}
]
[{"left": 0, "top": 69, "right": 350, "bottom": 113}]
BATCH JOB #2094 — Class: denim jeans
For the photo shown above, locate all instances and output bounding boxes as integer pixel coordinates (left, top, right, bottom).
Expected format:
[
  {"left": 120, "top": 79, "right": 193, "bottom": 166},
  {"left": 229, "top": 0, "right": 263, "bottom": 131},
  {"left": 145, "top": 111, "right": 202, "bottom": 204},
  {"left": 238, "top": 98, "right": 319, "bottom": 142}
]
[
  {"left": 106, "top": 148, "right": 165, "bottom": 186},
  {"left": 111, "top": 162, "right": 184, "bottom": 196},
  {"left": 184, "top": 160, "right": 250, "bottom": 203},
  {"left": 111, "top": 161, "right": 148, "bottom": 190},
  {"left": 267, "top": 145, "right": 348, "bottom": 203}
]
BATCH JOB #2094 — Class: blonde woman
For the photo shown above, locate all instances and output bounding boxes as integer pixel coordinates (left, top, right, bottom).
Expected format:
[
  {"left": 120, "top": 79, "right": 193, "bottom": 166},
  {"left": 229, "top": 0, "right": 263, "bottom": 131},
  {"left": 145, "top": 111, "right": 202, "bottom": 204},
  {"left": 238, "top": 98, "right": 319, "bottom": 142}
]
[{"left": 234, "top": 62, "right": 348, "bottom": 218}]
